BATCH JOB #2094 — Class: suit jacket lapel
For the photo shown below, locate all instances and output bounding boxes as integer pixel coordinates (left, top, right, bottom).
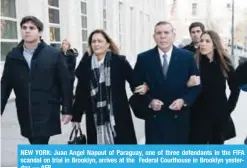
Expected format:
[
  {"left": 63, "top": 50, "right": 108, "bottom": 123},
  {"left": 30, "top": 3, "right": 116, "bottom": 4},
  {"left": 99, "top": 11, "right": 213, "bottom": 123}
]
[
  {"left": 150, "top": 46, "right": 166, "bottom": 85},
  {"left": 166, "top": 46, "right": 179, "bottom": 81}
]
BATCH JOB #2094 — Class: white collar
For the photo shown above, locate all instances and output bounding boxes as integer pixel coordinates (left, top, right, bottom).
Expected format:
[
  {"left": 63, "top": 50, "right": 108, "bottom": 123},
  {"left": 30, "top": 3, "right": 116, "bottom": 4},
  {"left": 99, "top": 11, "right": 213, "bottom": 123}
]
[
  {"left": 158, "top": 46, "right": 173, "bottom": 57},
  {"left": 23, "top": 45, "right": 37, "bottom": 54},
  {"left": 158, "top": 46, "right": 173, "bottom": 64}
]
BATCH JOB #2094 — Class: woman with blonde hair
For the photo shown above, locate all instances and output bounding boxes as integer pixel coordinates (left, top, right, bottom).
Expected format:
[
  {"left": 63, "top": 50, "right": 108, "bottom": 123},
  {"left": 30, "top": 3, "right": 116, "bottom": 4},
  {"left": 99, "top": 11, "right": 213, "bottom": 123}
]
[
  {"left": 71, "top": 29, "right": 148, "bottom": 144},
  {"left": 61, "top": 39, "right": 78, "bottom": 98},
  {"left": 188, "top": 30, "right": 240, "bottom": 144}
]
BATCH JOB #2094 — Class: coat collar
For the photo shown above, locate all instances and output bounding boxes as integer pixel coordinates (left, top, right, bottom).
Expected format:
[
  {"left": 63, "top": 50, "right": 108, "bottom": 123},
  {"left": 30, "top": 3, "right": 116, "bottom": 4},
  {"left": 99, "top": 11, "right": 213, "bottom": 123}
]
[
  {"left": 9, "top": 40, "right": 46, "bottom": 61},
  {"left": 150, "top": 45, "right": 179, "bottom": 84},
  {"left": 75, "top": 52, "right": 118, "bottom": 84}
]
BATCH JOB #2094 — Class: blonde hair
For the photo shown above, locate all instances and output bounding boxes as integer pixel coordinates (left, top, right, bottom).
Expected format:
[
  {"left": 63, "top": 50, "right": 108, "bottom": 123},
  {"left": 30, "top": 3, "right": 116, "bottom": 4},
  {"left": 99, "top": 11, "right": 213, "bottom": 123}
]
[{"left": 61, "top": 39, "right": 71, "bottom": 51}]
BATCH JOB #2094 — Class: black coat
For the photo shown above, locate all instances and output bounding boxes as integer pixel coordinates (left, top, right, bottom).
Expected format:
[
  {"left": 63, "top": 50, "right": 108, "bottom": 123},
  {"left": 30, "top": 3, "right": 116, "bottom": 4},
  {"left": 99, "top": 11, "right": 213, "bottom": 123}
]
[
  {"left": 131, "top": 46, "right": 201, "bottom": 144},
  {"left": 190, "top": 55, "right": 240, "bottom": 143},
  {"left": 61, "top": 48, "right": 78, "bottom": 80},
  {"left": 183, "top": 42, "right": 197, "bottom": 53},
  {"left": 72, "top": 53, "right": 137, "bottom": 144},
  {"left": 1, "top": 41, "right": 72, "bottom": 138},
  {"left": 236, "top": 61, "right": 247, "bottom": 86}
]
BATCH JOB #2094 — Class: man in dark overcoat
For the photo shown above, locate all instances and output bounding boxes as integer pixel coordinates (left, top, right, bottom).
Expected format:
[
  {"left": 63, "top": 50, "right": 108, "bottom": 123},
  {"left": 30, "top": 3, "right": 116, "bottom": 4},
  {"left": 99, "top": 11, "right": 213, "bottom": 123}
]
[{"left": 1, "top": 16, "right": 72, "bottom": 144}]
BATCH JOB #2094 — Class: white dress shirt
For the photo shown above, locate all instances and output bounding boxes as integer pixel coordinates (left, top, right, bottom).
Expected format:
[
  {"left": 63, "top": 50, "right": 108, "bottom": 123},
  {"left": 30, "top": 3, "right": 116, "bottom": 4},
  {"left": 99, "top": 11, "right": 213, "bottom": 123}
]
[{"left": 158, "top": 46, "right": 173, "bottom": 66}]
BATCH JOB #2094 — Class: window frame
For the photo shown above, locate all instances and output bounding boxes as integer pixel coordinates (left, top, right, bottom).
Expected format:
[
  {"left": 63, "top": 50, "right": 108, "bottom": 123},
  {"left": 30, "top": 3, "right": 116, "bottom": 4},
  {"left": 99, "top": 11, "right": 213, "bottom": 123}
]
[
  {"left": 103, "top": 0, "right": 107, "bottom": 30},
  {"left": 48, "top": 0, "right": 61, "bottom": 47},
  {"left": 192, "top": 3, "right": 198, "bottom": 16},
  {"left": 81, "top": 0, "right": 88, "bottom": 54},
  {"left": 118, "top": 2, "right": 124, "bottom": 51},
  {"left": 0, "top": 0, "right": 18, "bottom": 63},
  {"left": 48, "top": 0, "right": 59, "bottom": 8}
]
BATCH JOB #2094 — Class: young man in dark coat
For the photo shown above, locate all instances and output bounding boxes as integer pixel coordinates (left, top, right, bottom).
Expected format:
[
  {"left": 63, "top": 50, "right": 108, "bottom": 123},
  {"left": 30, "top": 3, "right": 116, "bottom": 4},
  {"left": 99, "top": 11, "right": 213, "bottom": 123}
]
[
  {"left": 1, "top": 16, "right": 72, "bottom": 144},
  {"left": 183, "top": 22, "right": 205, "bottom": 53}
]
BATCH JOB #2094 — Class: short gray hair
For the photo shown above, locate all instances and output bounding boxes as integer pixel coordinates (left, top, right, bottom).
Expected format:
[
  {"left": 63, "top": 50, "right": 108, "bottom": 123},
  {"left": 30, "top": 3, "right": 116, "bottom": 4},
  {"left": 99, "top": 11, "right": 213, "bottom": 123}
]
[{"left": 154, "top": 21, "right": 175, "bottom": 33}]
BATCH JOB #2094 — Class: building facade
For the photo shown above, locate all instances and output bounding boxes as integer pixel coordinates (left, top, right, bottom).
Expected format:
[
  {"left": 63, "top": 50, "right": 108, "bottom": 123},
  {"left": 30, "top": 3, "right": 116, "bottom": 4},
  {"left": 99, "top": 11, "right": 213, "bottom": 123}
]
[
  {"left": 1, "top": 0, "right": 245, "bottom": 71},
  {"left": 0, "top": 0, "right": 170, "bottom": 70}
]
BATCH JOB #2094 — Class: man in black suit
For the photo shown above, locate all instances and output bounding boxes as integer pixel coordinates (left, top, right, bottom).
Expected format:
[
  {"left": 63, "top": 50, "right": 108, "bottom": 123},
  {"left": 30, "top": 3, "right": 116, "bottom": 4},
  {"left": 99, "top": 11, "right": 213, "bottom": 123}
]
[
  {"left": 183, "top": 22, "right": 205, "bottom": 53},
  {"left": 131, "top": 21, "right": 201, "bottom": 144}
]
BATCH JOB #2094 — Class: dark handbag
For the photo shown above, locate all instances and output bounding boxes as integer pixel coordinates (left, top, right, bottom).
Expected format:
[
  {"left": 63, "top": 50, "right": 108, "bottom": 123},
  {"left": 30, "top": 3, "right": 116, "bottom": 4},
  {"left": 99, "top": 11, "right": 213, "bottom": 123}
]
[{"left": 68, "top": 125, "right": 87, "bottom": 144}]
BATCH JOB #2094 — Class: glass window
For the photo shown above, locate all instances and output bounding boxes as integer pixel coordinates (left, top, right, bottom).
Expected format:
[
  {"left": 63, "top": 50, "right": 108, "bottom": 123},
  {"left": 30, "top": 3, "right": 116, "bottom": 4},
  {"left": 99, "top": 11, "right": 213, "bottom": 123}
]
[
  {"left": 103, "top": 0, "right": 107, "bottom": 7},
  {"left": 119, "top": 2, "right": 124, "bottom": 49},
  {"left": 81, "top": 0, "right": 88, "bottom": 54},
  {"left": 1, "top": 42, "right": 18, "bottom": 61},
  {"left": 103, "top": 0, "right": 107, "bottom": 30},
  {"left": 82, "top": 29, "right": 87, "bottom": 41},
  {"left": 82, "top": 43, "right": 87, "bottom": 53},
  {"left": 103, "top": 9, "right": 106, "bottom": 19},
  {"left": 81, "top": 16, "right": 87, "bottom": 28},
  {"left": 103, "top": 21, "right": 107, "bottom": 30},
  {"left": 49, "top": 27, "right": 60, "bottom": 41},
  {"left": 0, "top": 0, "right": 17, "bottom": 62},
  {"left": 50, "top": 43, "right": 60, "bottom": 49},
  {"left": 0, "top": 19, "right": 17, "bottom": 39},
  {"left": 192, "top": 3, "right": 197, "bottom": 16},
  {"left": 81, "top": 2, "right": 87, "bottom": 14},
  {"left": 1, "top": 0, "right": 16, "bottom": 18},
  {"left": 48, "top": 0, "right": 59, "bottom": 7},
  {"left": 49, "top": 8, "right": 60, "bottom": 24}
]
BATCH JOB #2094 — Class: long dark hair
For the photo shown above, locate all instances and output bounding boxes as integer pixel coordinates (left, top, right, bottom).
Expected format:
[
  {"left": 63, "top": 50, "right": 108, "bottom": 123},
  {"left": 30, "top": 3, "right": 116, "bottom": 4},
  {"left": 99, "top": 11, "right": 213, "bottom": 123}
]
[
  {"left": 196, "top": 30, "right": 232, "bottom": 77},
  {"left": 88, "top": 29, "right": 119, "bottom": 55}
]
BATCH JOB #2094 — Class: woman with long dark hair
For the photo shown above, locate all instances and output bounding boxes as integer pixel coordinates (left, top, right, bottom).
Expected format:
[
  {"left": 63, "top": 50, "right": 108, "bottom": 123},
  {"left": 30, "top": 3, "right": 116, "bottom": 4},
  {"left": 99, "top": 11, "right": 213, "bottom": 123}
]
[{"left": 188, "top": 30, "right": 240, "bottom": 144}]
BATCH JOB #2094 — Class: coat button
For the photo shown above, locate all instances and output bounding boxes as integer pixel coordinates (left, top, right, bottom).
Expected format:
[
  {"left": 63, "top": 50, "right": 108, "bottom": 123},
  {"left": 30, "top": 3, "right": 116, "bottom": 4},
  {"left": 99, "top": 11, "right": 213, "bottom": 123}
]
[
  {"left": 174, "top": 115, "right": 178, "bottom": 119},
  {"left": 153, "top": 115, "right": 156, "bottom": 118}
]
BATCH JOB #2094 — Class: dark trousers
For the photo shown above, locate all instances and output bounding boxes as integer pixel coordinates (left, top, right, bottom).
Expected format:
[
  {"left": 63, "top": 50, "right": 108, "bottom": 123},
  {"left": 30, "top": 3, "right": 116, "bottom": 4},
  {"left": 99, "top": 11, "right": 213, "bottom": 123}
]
[{"left": 28, "top": 137, "right": 50, "bottom": 144}]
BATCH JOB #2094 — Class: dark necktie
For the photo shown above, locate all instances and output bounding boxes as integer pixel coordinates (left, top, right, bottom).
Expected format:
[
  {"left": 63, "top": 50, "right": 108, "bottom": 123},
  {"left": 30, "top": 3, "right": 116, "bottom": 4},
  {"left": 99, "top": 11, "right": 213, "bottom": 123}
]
[{"left": 162, "top": 54, "right": 168, "bottom": 77}]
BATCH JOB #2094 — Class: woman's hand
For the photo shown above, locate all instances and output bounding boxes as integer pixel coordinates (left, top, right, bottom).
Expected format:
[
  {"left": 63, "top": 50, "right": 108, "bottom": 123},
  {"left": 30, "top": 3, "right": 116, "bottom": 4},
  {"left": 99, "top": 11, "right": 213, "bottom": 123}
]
[
  {"left": 187, "top": 75, "right": 201, "bottom": 87},
  {"left": 134, "top": 82, "right": 149, "bottom": 95}
]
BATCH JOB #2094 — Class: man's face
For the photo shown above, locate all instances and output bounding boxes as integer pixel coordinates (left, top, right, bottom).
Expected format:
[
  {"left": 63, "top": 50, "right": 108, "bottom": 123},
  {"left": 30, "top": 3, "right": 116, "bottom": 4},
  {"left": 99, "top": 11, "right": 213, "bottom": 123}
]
[
  {"left": 21, "top": 21, "right": 42, "bottom": 43},
  {"left": 190, "top": 26, "right": 203, "bottom": 43},
  {"left": 153, "top": 24, "right": 175, "bottom": 52}
]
